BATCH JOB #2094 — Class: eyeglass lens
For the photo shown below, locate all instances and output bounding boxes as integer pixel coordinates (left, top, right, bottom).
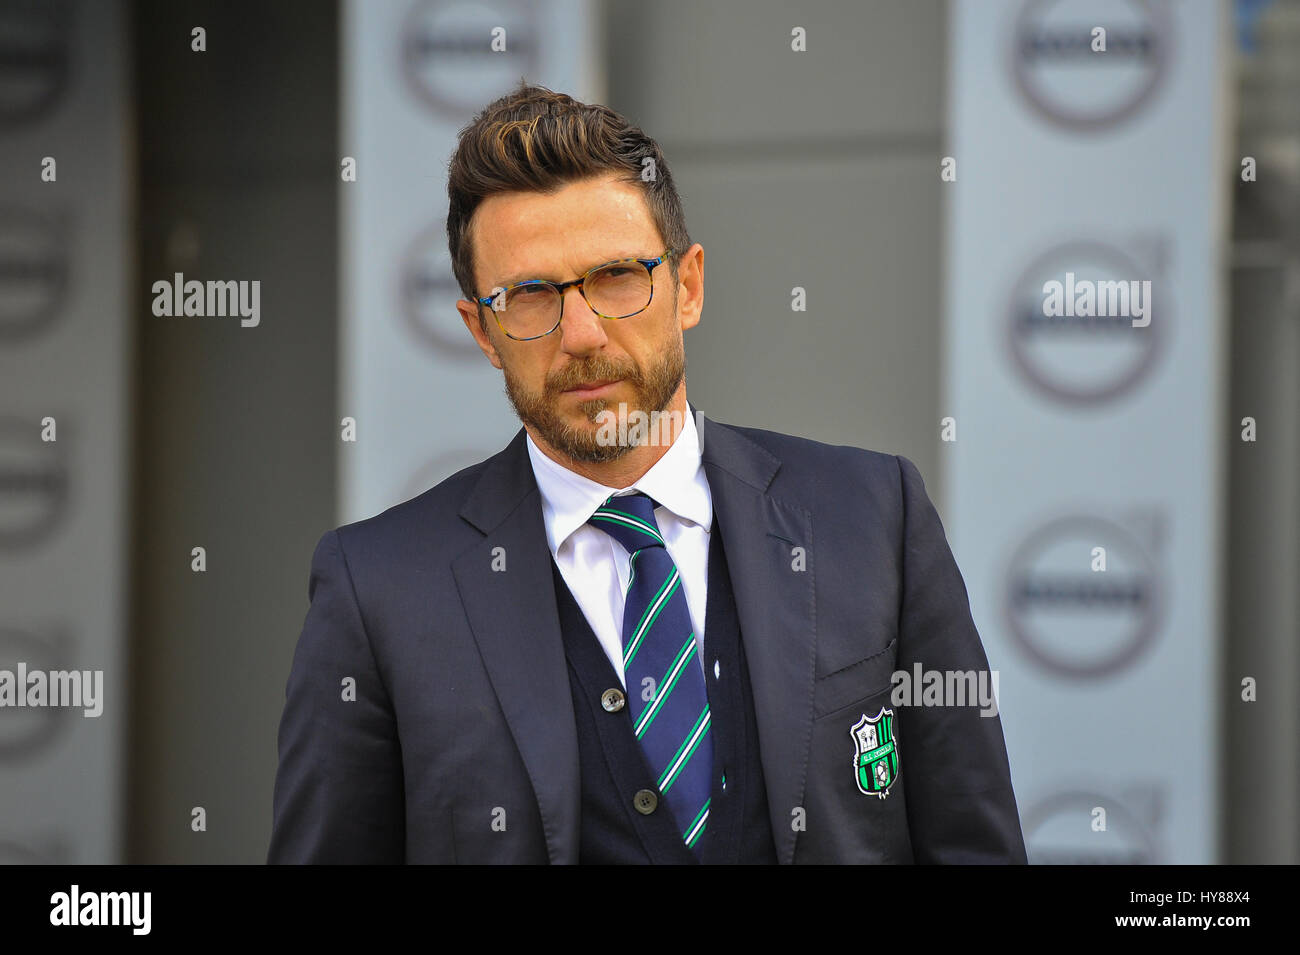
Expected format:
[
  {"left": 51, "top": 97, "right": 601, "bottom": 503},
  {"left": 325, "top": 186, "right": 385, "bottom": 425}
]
[{"left": 496, "top": 261, "right": 654, "bottom": 338}]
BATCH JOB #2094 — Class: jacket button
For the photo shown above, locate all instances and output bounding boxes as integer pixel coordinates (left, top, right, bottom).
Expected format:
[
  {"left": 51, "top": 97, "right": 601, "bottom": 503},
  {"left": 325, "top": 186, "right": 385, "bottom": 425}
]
[
  {"left": 633, "top": 789, "right": 659, "bottom": 814},
  {"left": 600, "top": 688, "right": 626, "bottom": 712}
]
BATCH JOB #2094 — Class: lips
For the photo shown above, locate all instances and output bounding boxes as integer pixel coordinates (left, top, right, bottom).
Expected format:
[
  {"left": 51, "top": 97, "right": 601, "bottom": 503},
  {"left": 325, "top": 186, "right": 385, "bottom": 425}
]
[{"left": 564, "top": 378, "right": 621, "bottom": 396}]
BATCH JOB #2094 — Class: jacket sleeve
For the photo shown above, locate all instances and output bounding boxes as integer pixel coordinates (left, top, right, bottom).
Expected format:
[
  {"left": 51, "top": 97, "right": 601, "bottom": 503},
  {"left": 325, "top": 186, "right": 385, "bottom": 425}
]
[
  {"left": 267, "top": 529, "right": 406, "bottom": 863},
  {"left": 893, "top": 454, "right": 1028, "bottom": 863}
]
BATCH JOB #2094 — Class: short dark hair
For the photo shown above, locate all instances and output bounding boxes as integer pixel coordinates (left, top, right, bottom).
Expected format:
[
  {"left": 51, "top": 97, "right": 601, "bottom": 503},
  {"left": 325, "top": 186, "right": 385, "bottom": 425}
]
[{"left": 446, "top": 82, "right": 690, "bottom": 331}]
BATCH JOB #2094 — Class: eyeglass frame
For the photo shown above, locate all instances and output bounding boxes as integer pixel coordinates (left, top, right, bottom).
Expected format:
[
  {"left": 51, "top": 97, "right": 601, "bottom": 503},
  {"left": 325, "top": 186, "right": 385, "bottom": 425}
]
[{"left": 475, "top": 248, "right": 677, "bottom": 341}]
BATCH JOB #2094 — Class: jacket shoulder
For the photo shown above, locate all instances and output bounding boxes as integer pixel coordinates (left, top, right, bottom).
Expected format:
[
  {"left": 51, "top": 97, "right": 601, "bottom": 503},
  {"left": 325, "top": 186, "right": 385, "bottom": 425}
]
[{"left": 717, "top": 420, "right": 905, "bottom": 489}]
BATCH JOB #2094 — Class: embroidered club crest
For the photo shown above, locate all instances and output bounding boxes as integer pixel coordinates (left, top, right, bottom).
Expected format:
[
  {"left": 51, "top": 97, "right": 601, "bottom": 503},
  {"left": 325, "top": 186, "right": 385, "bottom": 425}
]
[{"left": 851, "top": 708, "right": 899, "bottom": 798}]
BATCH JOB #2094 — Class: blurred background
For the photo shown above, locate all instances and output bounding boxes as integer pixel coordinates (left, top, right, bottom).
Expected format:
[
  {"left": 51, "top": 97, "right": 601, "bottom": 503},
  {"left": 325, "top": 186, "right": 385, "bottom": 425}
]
[{"left": 0, "top": 0, "right": 1294, "bottom": 863}]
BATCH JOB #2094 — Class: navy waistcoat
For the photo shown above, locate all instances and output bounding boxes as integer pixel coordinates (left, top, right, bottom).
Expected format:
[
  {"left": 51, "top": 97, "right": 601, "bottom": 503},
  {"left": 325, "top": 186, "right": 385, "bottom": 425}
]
[{"left": 552, "top": 518, "right": 777, "bottom": 864}]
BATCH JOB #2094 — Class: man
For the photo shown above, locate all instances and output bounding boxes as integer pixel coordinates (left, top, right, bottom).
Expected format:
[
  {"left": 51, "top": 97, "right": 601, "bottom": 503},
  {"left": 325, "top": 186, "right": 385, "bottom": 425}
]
[{"left": 268, "top": 84, "right": 1026, "bottom": 864}]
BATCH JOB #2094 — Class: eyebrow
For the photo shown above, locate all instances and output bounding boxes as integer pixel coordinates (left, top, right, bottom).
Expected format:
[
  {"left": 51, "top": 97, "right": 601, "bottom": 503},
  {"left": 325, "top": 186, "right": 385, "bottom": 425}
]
[{"left": 494, "top": 253, "right": 649, "bottom": 290}]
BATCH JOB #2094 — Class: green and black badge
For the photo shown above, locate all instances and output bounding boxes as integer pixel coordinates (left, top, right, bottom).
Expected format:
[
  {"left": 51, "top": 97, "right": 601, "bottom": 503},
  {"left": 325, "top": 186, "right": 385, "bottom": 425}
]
[{"left": 851, "top": 708, "right": 899, "bottom": 798}]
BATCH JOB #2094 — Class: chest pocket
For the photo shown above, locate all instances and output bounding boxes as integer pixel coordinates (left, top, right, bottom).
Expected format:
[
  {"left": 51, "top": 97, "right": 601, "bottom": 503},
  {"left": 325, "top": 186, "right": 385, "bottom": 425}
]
[{"left": 813, "top": 636, "right": 897, "bottom": 720}]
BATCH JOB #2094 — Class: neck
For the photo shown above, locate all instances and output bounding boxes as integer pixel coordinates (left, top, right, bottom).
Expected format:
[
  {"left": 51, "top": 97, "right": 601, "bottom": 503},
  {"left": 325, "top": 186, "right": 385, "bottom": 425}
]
[{"left": 527, "top": 389, "right": 691, "bottom": 488}]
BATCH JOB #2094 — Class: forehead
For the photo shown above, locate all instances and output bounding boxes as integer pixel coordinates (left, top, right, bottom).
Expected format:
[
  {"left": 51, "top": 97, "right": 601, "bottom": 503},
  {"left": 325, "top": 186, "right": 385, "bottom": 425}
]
[{"left": 471, "top": 173, "right": 661, "bottom": 287}]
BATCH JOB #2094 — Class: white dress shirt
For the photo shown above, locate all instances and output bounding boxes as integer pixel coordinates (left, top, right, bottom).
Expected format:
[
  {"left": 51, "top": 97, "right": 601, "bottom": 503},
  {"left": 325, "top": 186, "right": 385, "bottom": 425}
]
[{"left": 525, "top": 411, "right": 713, "bottom": 689}]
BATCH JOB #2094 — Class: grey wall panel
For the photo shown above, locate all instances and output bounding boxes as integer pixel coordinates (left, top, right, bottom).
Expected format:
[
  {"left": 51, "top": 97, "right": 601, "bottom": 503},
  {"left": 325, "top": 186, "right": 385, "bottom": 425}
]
[
  {"left": 606, "top": 0, "right": 947, "bottom": 491},
  {"left": 1224, "top": 266, "right": 1300, "bottom": 863},
  {"left": 129, "top": 1, "right": 338, "bottom": 863},
  {"left": 0, "top": 0, "right": 132, "bottom": 865},
  {"left": 676, "top": 155, "right": 943, "bottom": 481},
  {"left": 608, "top": 0, "right": 945, "bottom": 144}
]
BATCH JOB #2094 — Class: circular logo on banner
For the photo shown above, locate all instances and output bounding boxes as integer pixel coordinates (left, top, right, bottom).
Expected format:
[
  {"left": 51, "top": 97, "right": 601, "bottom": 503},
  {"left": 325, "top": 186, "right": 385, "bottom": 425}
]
[
  {"left": 401, "top": 0, "right": 540, "bottom": 120},
  {"left": 0, "top": 626, "right": 72, "bottom": 761},
  {"left": 400, "top": 221, "right": 490, "bottom": 360},
  {"left": 0, "top": 416, "right": 70, "bottom": 550},
  {"left": 0, "top": 0, "right": 72, "bottom": 128},
  {"left": 1011, "top": 0, "right": 1170, "bottom": 132},
  {"left": 1003, "top": 514, "right": 1162, "bottom": 680},
  {"left": 0, "top": 206, "right": 70, "bottom": 343},
  {"left": 1023, "top": 790, "right": 1158, "bottom": 863},
  {"left": 1007, "top": 240, "right": 1165, "bottom": 407}
]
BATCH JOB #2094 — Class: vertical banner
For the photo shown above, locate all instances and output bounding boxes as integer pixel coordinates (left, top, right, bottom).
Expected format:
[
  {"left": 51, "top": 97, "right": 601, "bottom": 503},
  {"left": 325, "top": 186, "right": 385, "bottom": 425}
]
[
  {"left": 340, "top": 0, "right": 601, "bottom": 523},
  {"left": 0, "top": 0, "right": 131, "bottom": 862},
  {"left": 943, "top": 0, "right": 1231, "bottom": 862}
]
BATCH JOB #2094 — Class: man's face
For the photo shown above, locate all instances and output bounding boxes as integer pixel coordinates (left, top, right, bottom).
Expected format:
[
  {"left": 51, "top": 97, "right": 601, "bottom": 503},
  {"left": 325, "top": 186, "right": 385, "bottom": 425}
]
[{"left": 457, "top": 173, "right": 703, "bottom": 463}]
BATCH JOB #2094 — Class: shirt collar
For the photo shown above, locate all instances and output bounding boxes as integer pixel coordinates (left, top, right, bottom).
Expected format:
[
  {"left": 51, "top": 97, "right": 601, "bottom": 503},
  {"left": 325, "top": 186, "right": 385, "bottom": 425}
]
[{"left": 525, "top": 409, "right": 712, "bottom": 558}]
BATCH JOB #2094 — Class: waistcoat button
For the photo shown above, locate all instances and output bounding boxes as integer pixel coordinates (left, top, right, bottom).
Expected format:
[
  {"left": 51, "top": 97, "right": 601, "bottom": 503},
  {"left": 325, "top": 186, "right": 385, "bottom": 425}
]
[{"left": 633, "top": 789, "right": 659, "bottom": 815}]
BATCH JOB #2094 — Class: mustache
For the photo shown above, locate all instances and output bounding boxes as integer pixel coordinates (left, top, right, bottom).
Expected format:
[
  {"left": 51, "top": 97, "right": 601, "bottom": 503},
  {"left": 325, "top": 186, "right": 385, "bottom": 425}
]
[{"left": 548, "top": 360, "right": 639, "bottom": 393}]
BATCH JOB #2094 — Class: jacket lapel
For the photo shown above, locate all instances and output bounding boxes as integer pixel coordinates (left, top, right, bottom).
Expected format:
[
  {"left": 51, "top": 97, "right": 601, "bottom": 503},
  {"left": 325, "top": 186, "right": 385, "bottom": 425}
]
[
  {"left": 694, "top": 408, "right": 817, "bottom": 864},
  {"left": 451, "top": 428, "right": 580, "bottom": 863}
]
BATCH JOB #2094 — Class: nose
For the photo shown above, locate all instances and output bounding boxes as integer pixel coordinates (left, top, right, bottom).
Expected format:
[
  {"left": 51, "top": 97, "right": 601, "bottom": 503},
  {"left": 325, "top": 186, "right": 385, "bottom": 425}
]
[{"left": 556, "top": 284, "right": 607, "bottom": 352}]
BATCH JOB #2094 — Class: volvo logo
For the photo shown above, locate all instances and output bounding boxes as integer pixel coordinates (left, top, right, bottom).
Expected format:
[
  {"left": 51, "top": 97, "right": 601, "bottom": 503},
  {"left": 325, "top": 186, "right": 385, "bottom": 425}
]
[
  {"left": 400, "top": 221, "right": 491, "bottom": 359},
  {"left": 0, "top": 206, "right": 70, "bottom": 343},
  {"left": 1007, "top": 239, "right": 1166, "bottom": 407},
  {"left": 0, "top": 0, "right": 71, "bottom": 128},
  {"left": 1011, "top": 0, "right": 1170, "bottom": 132},
  {"left": 401, "top": 0, "right": 540, "bottom": 120},
  {"left": 1023, "top": 789, "right": 1160, "bottom": 863},
  {"left": 0, "top": 626, "right": 72, "bottom": 761},
  {"left": 1004, "top": 513, "right": 1163, "bottom": 680},
  {"left": 0, "top": 415, "right": 70, "bottom": 549}
]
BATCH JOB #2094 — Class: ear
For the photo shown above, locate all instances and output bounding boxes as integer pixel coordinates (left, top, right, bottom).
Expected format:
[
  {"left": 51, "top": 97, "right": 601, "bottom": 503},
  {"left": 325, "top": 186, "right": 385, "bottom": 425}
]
[
  {"left": 673, "top": 243, "right": 704, "bottom": 332},
  {"left": 458, "top": 298, "right": 504, "bottom": 369}
]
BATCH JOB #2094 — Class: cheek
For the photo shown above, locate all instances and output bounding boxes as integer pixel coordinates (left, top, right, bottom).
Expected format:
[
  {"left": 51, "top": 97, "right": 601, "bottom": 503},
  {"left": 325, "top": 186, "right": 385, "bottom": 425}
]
[
  {"left": 505, "top": 349, "right": 556, "bottom": 387},
  {"left": 630, "top": 305, "right": 672, "bottom": 346}
]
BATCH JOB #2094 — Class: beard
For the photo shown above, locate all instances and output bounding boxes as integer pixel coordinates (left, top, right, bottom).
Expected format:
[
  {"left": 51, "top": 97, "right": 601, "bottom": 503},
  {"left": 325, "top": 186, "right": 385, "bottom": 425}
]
[{"left": 502, "top": 332, "right": 686, "bottom": 464}]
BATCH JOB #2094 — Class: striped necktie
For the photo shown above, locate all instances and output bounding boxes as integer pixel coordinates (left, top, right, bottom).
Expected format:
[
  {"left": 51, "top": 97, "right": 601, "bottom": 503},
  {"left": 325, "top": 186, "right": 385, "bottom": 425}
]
[{"left": 587, "top": 491, "right": 714, "bottom": 856}]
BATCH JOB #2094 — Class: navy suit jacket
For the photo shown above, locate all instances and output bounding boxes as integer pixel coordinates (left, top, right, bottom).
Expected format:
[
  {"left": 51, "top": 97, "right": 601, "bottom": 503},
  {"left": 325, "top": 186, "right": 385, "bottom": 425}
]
[{"left": 268, "top": 409, "right": 1027, "bottom": 863}]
